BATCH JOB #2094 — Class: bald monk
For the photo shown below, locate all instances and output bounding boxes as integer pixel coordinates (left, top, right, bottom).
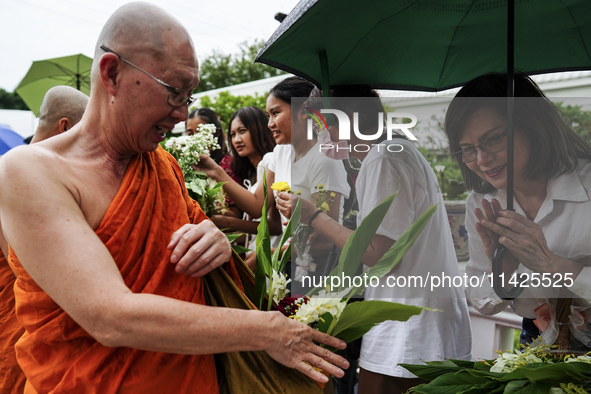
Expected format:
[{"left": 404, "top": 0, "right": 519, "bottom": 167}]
[
  {"left": 0, "top": 3, "right": 347, "bottom": 393},
  {"left": 0, "top": 86, "right": 89, "bottom": 393},
  {"left": 30, "top": 85, "right": 89, "bottom": 143}
]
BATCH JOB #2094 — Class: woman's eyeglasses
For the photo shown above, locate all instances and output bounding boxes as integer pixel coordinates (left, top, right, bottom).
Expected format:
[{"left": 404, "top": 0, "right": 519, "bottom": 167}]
[{"left": 453, "top": 130, "right": 508, "bottom": 163}]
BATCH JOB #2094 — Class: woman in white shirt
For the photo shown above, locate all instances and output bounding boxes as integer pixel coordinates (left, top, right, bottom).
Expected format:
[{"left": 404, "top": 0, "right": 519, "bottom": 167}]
[
  {"left": 196, "top": 77, "right": 349, "bottom": 273},
  {"left": 280, "top": 86, "right": 471, "bottom": 394},
  {"left": 208, "top": 107, "right": 281, "bottom": 268},
  {"left": 445, "top": 72, "right": 591, "bottom": 350}
]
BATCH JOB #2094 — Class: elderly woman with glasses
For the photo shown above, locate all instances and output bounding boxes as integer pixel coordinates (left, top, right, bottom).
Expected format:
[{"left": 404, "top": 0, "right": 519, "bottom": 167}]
[{"left": 445, "top": 72, "right": 591, "bottom": 350}]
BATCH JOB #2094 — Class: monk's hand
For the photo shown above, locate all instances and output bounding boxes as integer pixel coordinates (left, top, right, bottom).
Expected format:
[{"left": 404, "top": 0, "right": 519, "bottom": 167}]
[
  {"left": 168, "top": 221, "right": 231, "bottom": 277},
  {"left": 264, "top": 312, "right": 348, "bottom": 384}
]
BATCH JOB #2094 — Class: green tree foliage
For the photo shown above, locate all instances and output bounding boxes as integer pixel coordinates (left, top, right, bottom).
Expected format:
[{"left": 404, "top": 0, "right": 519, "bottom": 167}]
[
  {"left": 555, "top": 102, "right": 591, "bottom": 144},
  {"left": 195, "top": 39, "right": 285, "bottom": 93},
  {"left": 0, "top": 88, "right": 28, "bottom": 110},
  {"left": 198, "top": 91, "right": 268, "bottom": 130}
]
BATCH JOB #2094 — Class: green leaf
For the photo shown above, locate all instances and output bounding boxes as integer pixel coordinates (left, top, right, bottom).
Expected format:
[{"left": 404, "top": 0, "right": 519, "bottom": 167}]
[
  {"left": 506, "top": 382, "right": 553, "bottom": 394},
  {"left": 331, "top": 300, "right": 423, "bottom": 341},
  {"left": 331, "top": 323, "right": 374, "bottom": 344},
  {"left": 225, "top": 232, "right": 244, "bottom": 243},
  {"left": 411, "top": 371, "right": 503, "bottom": 394},
  {"left": 231, "top": 245, "right": 252, "bottom": 255},
  {"left": 400, "top": 361, "right": 464, "bottom": 381},
  {"left": 331, "top": 191, "right": 398, "bottom": 283},
  {"left": 316, "top": 312, "right": 334, "bottom": 334},
  {"left": 365, "top": 204, "right": 438, "bottom": 280},
  {"left": 278, "top": 241, "right": 292, "bottom": 273},
  {"left": 254, "top": 171, "right": 272, "bottom": 310},
  {"left": 499, "top": 362, "right": 591, "bottom": 384},
  {"left": 272, "top": 198, "right": 301, "bottom": 269},
  {"left": 450, "top": 360, "right": 486, "bottom": 369},
  {"left": 503, "top": 380, "right": 530, "bottom": 393}
]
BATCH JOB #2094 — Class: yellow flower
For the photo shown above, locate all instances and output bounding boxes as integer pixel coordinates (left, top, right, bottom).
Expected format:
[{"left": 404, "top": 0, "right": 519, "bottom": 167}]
[
  {"left": 321, "top": 202, "right": 330, "bottom": 213},
  {"left": 271, "top": 181, "right": 291, "bottom": 193},
  {"left": 330, "top": 192, "right": 335, "bottom": 198},
  {"left": 294, "top": 189, "right": 302, "bottom": 195},
  {"left": 316, "top": 184, "right": 326, "bottom": 191}
]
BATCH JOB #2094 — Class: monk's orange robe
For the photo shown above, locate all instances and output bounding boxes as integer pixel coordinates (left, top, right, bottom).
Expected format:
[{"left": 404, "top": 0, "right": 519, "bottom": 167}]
[
  {"left": 9, "top": 147, "right": 222, "bottom": 394},
  {"left": 0, "top": 251, "right": 26, "bottom": 394}
]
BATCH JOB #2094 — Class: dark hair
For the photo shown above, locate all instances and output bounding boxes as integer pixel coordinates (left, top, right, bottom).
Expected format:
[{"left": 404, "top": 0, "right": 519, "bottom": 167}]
[
  {"left": 269, "top": 77, "right": 315, "bottom": 114},
  {"left": 228, "top": 106, "right": 276, "bottom": 182},
  {"left": 445, "top": 72, "right": 591, "bottom": 194},
  {"left": 186, "top": 107, "right": 228, "bottom": 164},
  {"left": 306, "top": 85, "right": 389, "bottom": 141}
]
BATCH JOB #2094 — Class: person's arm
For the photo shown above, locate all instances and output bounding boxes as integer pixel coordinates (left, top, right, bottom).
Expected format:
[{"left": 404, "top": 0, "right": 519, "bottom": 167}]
[
  {"left": 223, "top": 205, "right": 242, "bottom": 218},
  {"left": 276, "top": 191, "right": 342, "bottom": 224},
  {"left": 0, "top": 218, "right": 16, "bottom": 277},
  {"left": 211, "top": 213, "right": 282, "bottom": 236},
  {"left": 291, "top": 195, "right": 393, "bottom": 267},
  {"left": 0, "top": 151, "right": 347, "bottom": 384},
  {"left": 0, "top": 218, "right": 8, "bottom": 258},
  {"left": 194, "top": 155, "right": 274, "bottom": 219}
]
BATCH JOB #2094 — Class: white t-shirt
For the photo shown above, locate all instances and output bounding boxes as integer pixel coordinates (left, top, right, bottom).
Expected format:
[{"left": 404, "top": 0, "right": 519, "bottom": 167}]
[
  {"left": 269, "top": 143, "right": 351, "bottom": 224},
  {"left": 466, "top": 159, "right": 591, "bottom": 345},
  {"left": 356, "top": 138, "right": 472, "bottom": 378}
]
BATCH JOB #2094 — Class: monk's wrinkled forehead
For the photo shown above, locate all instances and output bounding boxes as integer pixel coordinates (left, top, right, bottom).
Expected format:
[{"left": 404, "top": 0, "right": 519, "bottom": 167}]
[{"left": 93, "top": 2, "right": 196, "bottom": 66}]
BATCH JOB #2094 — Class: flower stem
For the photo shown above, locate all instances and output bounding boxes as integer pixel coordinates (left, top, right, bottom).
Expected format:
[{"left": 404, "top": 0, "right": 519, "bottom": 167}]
[
  {"left": 326, "top": 314, "right": 338, "bottom": 337},
  {"left": 267, "top": 278, "right": 274, "bottom": 312}
]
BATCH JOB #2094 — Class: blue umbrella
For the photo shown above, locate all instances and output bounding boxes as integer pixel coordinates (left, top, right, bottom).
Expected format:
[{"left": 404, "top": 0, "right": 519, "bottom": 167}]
[{"left": 0, "top": 124, "right": 26, "bottom": 155}]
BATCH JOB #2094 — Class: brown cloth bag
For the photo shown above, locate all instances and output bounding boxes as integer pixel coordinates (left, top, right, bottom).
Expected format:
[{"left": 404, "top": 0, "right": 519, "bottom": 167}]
[{"left": 203, "top": 252, "right": 333, "bottom": 394}]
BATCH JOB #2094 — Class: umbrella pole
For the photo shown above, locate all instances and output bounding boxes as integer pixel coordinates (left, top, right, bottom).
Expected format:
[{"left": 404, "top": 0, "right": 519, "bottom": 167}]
[
  {"left": 507, "top": 0, "right": 514, "bottom": 212},
  {"left": 319, "top": 50, "right": 334, "bottom": 125},
  {"left": 492, "top": 0, "right": 524, "bottom": 300}
]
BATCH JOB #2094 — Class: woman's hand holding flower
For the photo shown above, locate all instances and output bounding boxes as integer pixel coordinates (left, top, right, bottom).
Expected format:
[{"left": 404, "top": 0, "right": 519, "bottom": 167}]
[
  {"left": 276, "top": 191, "right": 292, "bottom": 219},
  {"left": 192, "top": 154, "right": 223, "bottom": 181}
]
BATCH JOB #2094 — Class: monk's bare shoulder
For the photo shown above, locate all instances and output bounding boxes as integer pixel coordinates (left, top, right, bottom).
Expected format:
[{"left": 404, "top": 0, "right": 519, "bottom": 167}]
[{"left": 0, "top": 144, "right": 79, "bottom": 204}]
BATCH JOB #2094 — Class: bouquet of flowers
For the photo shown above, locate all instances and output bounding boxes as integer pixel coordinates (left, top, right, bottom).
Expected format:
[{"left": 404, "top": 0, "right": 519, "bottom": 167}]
[
  {"left": 253, "top": 174, "right": 437, "bottom": 385},
  {"left": 400, "top": 343, "right": 591, "bottom": 394},
  {"left": 163, "top": 124, "right": 228, "bottom": 217}
]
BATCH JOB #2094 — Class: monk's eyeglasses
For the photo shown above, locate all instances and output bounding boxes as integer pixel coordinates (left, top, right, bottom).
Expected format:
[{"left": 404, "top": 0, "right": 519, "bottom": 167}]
[
  {"left": 452, "top": 129, "right": 508, "bottom": 163},
  {"left": 100, "top": 45, "right": 197, "bottom": 108}
]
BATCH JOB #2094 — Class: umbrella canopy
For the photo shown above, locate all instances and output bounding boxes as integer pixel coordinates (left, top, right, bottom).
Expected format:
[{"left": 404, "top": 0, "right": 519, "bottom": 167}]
[
  {"left": 256, "top": 0, "right": 591, "bottom": 92},
  {"left": 257, "top": 0, "right": 591, "bottom": 300},
  {"left": 0, "top": 124, "right": 26, "bottom": 155},
  {"left": 16, "top": 54, "right": 92, "bottom": 117}
]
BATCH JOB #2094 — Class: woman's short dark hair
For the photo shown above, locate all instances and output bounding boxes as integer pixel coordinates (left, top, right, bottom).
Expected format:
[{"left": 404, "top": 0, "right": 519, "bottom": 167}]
[
  {"left": 269, "top": 77, "right": 315, "bottom": 115},
  {"left": 306, "top": 85, "right": 388, "bottom": 140},
  {"left": 445, "top": 72, "right": 591, "bottom": 194},
  {"left": 186, "top": 107, "right": 228, "bottom": 164},
  {"left": 228, "top": 106, "right": 276, "bottom": 182}
]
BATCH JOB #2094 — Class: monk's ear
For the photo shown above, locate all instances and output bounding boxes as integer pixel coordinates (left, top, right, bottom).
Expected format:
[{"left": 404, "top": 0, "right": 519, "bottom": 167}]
[
  {"left": 99, "top": 53, "right": 121, "bottom": 96},
  {"left": 58, "top": 118, "right": 69, "bottom": 133}
]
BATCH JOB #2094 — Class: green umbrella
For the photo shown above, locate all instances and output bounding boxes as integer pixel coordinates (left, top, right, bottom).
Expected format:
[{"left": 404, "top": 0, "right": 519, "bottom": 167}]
[
  {"left": 256, "top": 0, "right": 591, "bottom": 299},
  {"left": 256, "top": 0, "right": 591, "bottom": 92},
  {"left": 16, "top": 54, "right": 92, "bottom": 117}
]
